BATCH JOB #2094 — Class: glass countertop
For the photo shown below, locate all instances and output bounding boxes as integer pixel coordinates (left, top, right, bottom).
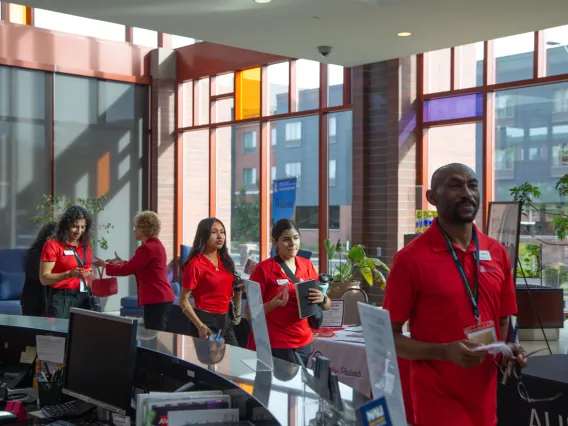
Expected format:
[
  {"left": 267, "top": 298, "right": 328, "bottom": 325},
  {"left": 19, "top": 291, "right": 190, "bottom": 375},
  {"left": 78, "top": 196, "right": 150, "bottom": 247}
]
[{"left": 0, "top": 314, "right": 367, "bottom": 425}]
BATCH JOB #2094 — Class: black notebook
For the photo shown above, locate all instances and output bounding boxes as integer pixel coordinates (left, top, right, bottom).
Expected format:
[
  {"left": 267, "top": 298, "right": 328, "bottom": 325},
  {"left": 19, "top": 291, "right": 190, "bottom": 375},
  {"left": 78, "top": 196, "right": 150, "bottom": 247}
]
[{"left": 295, "top": 279, "right": 319, "bottom": 319}]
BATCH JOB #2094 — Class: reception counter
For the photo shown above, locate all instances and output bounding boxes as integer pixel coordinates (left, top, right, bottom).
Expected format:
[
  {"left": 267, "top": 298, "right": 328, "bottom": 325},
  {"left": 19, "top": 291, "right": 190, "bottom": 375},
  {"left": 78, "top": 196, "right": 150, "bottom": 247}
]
[{"left": 0, "top": 314, "right": 367, "bottom": 425}]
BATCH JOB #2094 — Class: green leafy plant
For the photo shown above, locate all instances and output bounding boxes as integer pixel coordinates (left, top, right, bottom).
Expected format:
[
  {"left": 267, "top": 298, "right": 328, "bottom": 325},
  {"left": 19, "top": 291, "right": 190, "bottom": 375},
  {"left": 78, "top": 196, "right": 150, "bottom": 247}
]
[
  {"left": 31, "top": 194, "right": 113, "bottom": 250},
  {"left": 232, "top": 187, "right": 260, "bottom": 244},
  {"left": 324, "top": 239, "right": 390, "bottom": 289},
  {"left": 510, "top": 180, "right": 568, "bottom": 242}
]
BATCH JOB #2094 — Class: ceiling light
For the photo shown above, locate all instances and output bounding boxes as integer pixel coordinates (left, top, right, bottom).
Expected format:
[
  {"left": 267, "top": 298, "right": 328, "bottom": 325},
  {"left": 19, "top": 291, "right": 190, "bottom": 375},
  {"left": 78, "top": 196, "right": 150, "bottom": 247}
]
[
  {"left": 397, "top": 31, "right": 412, "bottom": 37},
  {"left": 253, "top": 0, "right": 272, "bottom": 3}
]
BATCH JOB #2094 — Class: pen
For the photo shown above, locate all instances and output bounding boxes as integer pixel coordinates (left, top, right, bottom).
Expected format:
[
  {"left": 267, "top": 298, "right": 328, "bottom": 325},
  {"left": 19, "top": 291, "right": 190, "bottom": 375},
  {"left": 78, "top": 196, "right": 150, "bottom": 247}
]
[{"left": 44, "top": 362, "right": 51, "bottom": 376}]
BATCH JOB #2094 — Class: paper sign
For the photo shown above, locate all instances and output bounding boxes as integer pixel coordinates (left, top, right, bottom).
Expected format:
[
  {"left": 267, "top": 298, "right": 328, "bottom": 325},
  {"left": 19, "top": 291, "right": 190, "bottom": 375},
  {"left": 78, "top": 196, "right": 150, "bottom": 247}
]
[
  {"left": 360, "top": 397, "right": 392, "bottom": 426},
  {"left": 243, "top": 280, "right": 273, "bottom": 372},
  {"left": 322, "top": 300, "right": 344, "bottom": 328},
  {"left": 36, "top": 335, "right": 66, "bottom": 364},
  {"left": 20, "top": 346, "right": 37, "bottom": 364},
  {"left": 358, "top": 303, "right": 406, "bottom": 426}
]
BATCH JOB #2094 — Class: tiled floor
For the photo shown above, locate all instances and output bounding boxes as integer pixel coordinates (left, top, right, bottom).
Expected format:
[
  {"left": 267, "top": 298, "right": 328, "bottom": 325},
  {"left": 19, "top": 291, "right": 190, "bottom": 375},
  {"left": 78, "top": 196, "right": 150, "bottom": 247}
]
[{"left": 520, "top": 321, "right": 568, "bottom": 356}]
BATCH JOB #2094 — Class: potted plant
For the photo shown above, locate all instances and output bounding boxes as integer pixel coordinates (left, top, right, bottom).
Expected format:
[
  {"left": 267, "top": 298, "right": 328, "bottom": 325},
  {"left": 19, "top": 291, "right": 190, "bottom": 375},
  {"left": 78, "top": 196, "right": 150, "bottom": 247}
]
[{"left": 324, "top": 239, "right": 390, "bottom": 299}]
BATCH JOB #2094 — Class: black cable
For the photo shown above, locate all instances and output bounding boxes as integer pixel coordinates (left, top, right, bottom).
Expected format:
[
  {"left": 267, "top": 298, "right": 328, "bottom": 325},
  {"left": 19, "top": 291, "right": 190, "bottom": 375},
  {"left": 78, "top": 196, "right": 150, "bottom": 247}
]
[{"left": 517, "top": 259, "right": 552, "bottom": 355}]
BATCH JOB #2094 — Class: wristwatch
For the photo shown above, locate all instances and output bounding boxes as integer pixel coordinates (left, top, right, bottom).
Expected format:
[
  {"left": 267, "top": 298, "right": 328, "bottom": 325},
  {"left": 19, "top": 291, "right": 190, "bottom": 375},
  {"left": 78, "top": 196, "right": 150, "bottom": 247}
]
[{"left": 320, "top": 295, "right": 328, "bottom": 307}]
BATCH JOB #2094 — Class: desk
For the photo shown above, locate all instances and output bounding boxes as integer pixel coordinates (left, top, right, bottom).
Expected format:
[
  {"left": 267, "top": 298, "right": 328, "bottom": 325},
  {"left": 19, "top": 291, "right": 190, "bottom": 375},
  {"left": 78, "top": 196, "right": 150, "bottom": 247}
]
[
  {"left": 310, "top": 329, "right": 370, "bottom": 397},
  {"left": 0, "top": 315, "right": 368, "bottom": 426}
]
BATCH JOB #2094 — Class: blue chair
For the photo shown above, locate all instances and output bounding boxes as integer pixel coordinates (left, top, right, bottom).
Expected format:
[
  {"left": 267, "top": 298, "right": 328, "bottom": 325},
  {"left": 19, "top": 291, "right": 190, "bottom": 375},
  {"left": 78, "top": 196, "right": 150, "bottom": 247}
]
[
  {"left": 0, "top": 249, "right": 27, "bottom": 315},
  {"left": 119, "top": 244, "right": 191, "bottom": 317}
]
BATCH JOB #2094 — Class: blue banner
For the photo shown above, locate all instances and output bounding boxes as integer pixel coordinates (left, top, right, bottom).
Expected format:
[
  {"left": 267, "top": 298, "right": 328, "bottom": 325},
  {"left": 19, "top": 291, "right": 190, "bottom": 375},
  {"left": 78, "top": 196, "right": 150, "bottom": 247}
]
[{"left": 272, "top": 177, "right": 297, "bottom": 224}]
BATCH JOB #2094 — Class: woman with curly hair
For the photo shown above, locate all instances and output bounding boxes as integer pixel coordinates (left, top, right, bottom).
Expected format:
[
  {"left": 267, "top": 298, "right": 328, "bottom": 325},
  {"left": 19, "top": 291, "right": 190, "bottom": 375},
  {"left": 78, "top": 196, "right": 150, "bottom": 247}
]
[
  {"left": 180, "top": 218, "right": 241, "bottom": 345},
  {"left": 93, "top": 211, "right": 174, "bottom": 331},
  {"left": 40, "top": 206, "right": 94, "bottom": 318}
]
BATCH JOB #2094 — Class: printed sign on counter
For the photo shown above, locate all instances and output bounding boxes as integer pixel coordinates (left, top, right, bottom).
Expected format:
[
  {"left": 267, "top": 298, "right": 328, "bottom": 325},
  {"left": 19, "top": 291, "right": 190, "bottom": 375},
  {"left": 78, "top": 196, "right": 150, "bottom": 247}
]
[{"left": 321, "top": 300, "right": 344, "bottom": 328}]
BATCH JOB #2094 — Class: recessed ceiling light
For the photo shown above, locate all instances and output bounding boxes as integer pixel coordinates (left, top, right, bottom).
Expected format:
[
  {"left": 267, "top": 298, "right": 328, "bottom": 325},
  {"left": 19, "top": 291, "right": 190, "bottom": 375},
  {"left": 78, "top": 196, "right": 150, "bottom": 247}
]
[
  {"left": 397, "top": 31, "right": 412, "bottom": 37},
  {"left": 253, "top": 0, "right": 272, "bottom": 3}
]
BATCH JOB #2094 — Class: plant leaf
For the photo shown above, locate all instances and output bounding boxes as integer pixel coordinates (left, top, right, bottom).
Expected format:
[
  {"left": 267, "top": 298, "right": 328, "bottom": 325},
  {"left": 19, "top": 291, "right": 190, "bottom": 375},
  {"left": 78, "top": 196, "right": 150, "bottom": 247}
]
[
  {"left": 348, "top": 245, "right": 365, "bottom": 263},
  {"left": 359, "top": 266, "right": 373, "bottom": 286}
]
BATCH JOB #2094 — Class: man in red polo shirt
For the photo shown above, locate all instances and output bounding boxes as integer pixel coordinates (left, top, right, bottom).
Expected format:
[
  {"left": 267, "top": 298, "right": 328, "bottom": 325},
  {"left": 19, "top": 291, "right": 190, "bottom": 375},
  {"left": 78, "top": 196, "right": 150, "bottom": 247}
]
[{"left": 383, "top": 163, "right": 524, "bottom": 426}]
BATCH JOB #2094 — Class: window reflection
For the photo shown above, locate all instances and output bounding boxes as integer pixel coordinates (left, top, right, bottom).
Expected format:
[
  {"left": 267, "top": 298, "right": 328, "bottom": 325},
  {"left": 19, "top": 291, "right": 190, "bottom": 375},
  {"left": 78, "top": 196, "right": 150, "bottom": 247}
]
[{"left": 494, "top": 32, "right": 534, "bottom": 83}]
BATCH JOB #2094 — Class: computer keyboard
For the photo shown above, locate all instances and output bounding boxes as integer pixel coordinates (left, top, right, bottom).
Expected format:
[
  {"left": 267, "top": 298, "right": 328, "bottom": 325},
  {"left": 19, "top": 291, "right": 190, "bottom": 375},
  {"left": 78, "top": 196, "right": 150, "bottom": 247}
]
[{"left": 41, "top": 400, "right": 95, "bottom": 419}]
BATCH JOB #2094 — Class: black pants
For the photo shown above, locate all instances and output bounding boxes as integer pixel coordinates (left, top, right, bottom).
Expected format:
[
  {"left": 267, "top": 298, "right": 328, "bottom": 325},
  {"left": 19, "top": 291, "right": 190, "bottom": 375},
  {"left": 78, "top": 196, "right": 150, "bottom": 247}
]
[
  {"left": 143, "top": 301, "right": 172, "bottom": 331},
  {"left": 188, "top": 308, "right": 238, "bottom": 346},
  {"left": 47, "top": 289, "right": 90, "bottom": 319},
  {"left": 271, "top": 343, "right": 314, "bottom": 367}
]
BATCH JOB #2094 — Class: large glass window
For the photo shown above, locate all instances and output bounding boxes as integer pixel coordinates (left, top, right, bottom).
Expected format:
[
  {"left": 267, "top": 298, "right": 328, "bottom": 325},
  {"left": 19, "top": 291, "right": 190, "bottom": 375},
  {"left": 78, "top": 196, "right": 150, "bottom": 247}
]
[
  {"left": 494, "top": 32, "right": 534, "bottom": 84},
  {"left": 457, "top": 42, "right": 484, "bottom": 89},
  {"left": 494, "top": 84, "right": 568, "bottom": 291},
  {"left": 328, "top": 111, "right": 352, "bottom": 245},
  {"left": 0, "top": 66, "right": 51, "bottom": 249},
  {"left": 267, "top": 62, "right": 289, "bottom": 115},
  {"left": 427, "top": 48, "right": 451, "bottom": 93},
  {"left": 216, "top": 124, "right": 260, "bottom": 275},
  {"left": 182, "top": 129, "right": 209, "bottom": 246},
  {"left": 34, "top": 9, "right": 125, "bottom": 42},
  {"left": 328, "top": 64, "right": 344, "bottom": 107},
  {"left": 427, "top": 123, "right": 483, "bottom": 222},
  {"left": 132, "top": 28, "right": 158, "bottom": 48},
  {"left": 53, "top": 74, "right": 148, "bottom": 310},
  {"left": 545, "top": 25, "right": 568, "bottom": 77},
  {"left": 296, "top": 60, "right": 320, "bottom": 112},
  {"left": 270, "top": 116, "right": 319, "bottom": 268}
]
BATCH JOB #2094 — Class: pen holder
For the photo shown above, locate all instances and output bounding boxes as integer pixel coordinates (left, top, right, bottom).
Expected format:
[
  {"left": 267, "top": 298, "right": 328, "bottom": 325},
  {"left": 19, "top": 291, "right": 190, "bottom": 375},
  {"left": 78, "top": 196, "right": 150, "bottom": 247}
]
[{"left": 38, "top": 380, "right": 63, "bottom": 408}]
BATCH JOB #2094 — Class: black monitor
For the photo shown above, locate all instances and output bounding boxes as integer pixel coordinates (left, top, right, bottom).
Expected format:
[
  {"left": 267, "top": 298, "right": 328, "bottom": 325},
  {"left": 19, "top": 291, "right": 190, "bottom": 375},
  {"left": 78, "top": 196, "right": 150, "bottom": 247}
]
[{"left": 63, "top": 308, "right": 138, "bottom": 415}]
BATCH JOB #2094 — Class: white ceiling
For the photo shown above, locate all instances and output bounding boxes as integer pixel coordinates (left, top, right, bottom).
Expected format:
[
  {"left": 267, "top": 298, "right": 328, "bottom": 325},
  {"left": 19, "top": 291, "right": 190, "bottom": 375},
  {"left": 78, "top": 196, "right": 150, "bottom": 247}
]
[{"left": 14, "top": 0, "right": 568, "bottom": 66}]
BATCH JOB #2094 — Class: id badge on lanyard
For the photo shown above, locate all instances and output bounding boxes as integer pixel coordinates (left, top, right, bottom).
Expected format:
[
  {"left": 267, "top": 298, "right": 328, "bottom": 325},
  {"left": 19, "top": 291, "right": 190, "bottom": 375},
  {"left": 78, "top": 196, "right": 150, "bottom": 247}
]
[{"left": 439, "top": 226, "right": 497, "bottom": 344}]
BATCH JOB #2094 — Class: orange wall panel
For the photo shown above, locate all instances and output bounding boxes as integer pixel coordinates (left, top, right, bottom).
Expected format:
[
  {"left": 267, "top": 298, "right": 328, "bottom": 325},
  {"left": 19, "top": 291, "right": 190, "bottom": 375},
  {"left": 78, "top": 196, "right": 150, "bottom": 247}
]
[{"left": 0, "top": 21, "right": 152, "bottom": 82}]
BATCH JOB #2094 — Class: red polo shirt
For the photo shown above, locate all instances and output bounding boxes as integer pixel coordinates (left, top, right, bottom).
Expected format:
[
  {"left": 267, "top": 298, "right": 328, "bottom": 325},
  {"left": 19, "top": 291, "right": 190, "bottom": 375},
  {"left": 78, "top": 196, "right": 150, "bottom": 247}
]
[
  {"left": 182, "top": 253, "right": 234, "bottom": 314},
  {"left": 40, "top": 239, "right": 92, "bottom": 290},
  {"left": 248, "top": 256, "right": 318, "bottom": 350},
  {"left": 383, "top": 219, "right": 517, "bottom": 426},
  {"left": 105, "top": 237, "right": 174, "bottom": 306}
]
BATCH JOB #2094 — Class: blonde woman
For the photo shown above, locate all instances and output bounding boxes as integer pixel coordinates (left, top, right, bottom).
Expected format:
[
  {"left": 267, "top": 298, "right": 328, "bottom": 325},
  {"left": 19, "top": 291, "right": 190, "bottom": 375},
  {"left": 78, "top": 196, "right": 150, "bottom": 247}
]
[{"left": 94, "top": 211, "right": 174, "bottom": 331}]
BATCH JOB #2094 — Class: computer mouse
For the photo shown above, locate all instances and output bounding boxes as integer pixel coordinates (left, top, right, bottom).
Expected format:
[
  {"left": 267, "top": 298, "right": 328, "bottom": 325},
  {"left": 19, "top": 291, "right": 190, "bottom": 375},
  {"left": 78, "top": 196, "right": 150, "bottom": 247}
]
[{"left": 0, "top": 411, "right": 18, "bottom": 425}]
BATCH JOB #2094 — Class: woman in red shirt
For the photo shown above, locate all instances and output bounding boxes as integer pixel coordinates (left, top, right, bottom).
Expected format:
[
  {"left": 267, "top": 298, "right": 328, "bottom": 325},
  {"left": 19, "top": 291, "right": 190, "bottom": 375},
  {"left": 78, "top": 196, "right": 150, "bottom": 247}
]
[
  {"left": 93, "top": 211, "right": 175, "bottom": 331},
  {"left": 180, "top": 218, "right": 241, "bottom": 346},
  {"left": 40, "top": 206, "right": 94, "bottom": 319},
  {"left": 248, "top": 219, "right": 331, "bottom": 365}
]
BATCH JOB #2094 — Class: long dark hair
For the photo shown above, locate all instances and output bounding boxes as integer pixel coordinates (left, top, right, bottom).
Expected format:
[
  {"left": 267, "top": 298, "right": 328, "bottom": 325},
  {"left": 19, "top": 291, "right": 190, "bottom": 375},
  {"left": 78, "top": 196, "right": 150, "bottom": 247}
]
[
  {"left": 272, "top": 219, "right": 301, "bottom": 254},
  {"left": 55, "top": 205, "right": 92, "bottom": 246},
  {"left": 184, "top": 218, "right": 239, "bottom": 284},
  {"left": 29, "top": 221, "right": 57, "bottom": 253}
]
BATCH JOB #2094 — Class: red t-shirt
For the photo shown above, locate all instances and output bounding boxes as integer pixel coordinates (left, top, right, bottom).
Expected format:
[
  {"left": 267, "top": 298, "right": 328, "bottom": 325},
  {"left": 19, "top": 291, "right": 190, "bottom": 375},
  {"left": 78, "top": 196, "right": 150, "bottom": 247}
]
[
  {"left": 382, "top": 219, "right": 517, "bottom": 426},
  {"left": 247, "top": 256, "right": 318, "bottom": 350},
  {"left": 40, "top": 239, "right": 93, "bottom": 290},
  {"left": 182, "top": 253, "right": 234, "bottom": 314}
]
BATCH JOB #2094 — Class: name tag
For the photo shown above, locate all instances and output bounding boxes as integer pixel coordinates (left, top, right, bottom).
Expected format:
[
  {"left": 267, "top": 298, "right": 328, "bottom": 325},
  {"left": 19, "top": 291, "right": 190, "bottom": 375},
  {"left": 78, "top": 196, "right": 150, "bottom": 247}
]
[
  {"left": 276, "top": 279, "right": 289, "bottom": 286},
  {"left": 479, "top": 250, "right": 492, "bottom": 261},
  {"left": 63, "top": 250, "right": 75, "bottom": 256}
]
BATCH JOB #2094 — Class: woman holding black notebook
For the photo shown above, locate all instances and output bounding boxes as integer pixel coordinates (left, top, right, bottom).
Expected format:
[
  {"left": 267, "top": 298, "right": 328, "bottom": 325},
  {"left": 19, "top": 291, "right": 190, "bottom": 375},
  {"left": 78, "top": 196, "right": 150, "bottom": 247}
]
[{"left": 247, "top": 219, "right": 331, "bottom": 365}]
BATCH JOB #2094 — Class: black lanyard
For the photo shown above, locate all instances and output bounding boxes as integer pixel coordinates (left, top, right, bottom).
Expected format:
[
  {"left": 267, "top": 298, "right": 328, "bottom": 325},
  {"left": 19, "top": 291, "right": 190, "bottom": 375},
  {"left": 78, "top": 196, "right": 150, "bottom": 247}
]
[
  {"left": 68, "top": 245, "right": 87, "bottom": 288},
  {"left": 439, "top": 226, "right": 481, "bottom": 323}
]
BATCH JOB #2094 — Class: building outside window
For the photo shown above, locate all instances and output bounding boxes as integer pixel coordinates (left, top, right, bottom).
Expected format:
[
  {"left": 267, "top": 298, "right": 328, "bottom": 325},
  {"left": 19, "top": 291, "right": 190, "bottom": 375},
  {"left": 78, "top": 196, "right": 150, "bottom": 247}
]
[
  {"left": 243, "top": 131, "right": 257, "bottom": 154},
  {"left": 553, "top": 88, "right": 568, "bottom": 113},
  {"left": 243, "top": 168, "right": 257, "bottom": 186},
  {"left": 285, "top": 162, "right": 301, "bottom": 186},
  {"left": 329, "top": 115, "right": 337, "bottom": 143},
  {"left": 285, "top": 122, "right": 302, "bottom": 147},
  {"left": 329, "top": 159, "right": 337, "bottom": 186}
]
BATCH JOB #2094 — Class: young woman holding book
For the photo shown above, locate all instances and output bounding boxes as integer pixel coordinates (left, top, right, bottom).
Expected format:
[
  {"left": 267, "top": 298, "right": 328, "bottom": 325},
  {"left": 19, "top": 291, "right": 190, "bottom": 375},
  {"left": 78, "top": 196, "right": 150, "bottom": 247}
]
[
  {"left": 180, "top": 217, "right": 241, "bottom": 346},
  {"left": 247, "top": 219, "right": 331, "bottom": 365}
]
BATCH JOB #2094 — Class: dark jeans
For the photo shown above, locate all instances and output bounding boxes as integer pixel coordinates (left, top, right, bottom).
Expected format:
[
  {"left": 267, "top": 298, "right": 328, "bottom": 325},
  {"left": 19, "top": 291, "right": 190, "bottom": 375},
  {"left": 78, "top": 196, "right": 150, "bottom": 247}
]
[
  {"left": 272, "top": 343, "right": 314, "bottom": 367},
  {"left": 143, "top": 301, "right": 172, "bottom": 331},
  {"left": 188, "top": 308, "right": 238, "bottom": 346},
  {"left": 47, "top": 289, "right": 90, "bottom": 319}
]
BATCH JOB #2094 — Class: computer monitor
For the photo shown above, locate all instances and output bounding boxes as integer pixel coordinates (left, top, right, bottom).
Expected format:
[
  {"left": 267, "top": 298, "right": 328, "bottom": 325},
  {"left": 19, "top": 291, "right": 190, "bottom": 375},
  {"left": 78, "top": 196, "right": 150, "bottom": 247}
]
[{"left": 63, "top": 308, "right": 138, "bottom": 415}]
